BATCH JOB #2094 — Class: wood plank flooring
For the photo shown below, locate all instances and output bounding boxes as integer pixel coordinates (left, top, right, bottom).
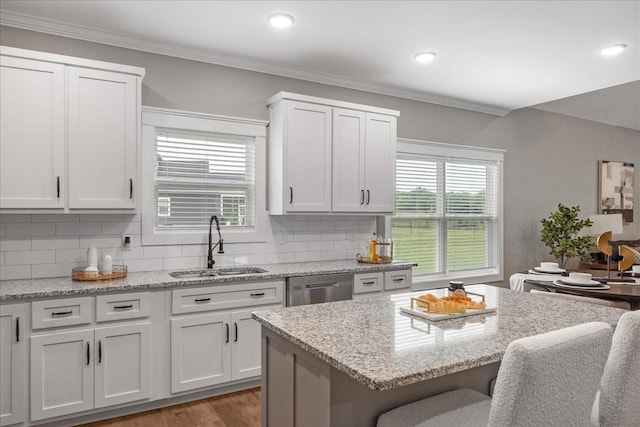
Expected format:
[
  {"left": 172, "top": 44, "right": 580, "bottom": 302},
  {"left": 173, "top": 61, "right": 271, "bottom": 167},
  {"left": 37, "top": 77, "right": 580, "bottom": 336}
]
[{"left": 80, "top": 388, "right": 261, "bottom": 427}]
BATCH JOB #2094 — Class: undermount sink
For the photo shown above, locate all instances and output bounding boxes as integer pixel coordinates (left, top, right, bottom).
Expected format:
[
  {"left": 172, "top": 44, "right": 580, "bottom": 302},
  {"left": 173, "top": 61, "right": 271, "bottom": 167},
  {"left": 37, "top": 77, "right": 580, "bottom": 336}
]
[{"left": 169, "top": 267, "right": 268, "bottom": 279}]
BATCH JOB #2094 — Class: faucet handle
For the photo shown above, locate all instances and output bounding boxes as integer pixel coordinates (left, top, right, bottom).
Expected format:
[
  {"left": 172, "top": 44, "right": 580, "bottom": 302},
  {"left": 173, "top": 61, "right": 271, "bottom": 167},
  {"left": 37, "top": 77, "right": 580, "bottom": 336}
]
[{"left": 218, "top": 239, "right": 224, "bottom": 254}]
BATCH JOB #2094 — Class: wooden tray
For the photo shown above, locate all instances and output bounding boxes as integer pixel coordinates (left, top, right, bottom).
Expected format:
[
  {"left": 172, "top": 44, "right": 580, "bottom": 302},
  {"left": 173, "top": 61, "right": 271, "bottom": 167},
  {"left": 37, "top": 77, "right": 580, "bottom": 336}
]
[
  {"left": 400, "top": 292, "right": 496, "bottom": 321},
  {"left": 356, "top": 254, "right": 392, "bottom": 264},
  {"left": 72, "top": 265, "right": 127, "bottom": 282}
]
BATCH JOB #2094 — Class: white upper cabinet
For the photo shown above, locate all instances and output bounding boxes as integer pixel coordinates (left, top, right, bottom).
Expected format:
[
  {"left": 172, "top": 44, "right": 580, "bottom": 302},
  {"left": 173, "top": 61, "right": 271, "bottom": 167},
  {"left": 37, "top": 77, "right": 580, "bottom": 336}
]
[
  {"left": 0, "top": 46, "right": 144, "bottom": 213},
  {"left": 0, "top": 56, "right": 65, "bottom": 209},
  {"left": 68, "top": 67, "right": 138, "bottom": 209},
  {"left": 268, "top": 92, "right": 399, "bottom": 215}
]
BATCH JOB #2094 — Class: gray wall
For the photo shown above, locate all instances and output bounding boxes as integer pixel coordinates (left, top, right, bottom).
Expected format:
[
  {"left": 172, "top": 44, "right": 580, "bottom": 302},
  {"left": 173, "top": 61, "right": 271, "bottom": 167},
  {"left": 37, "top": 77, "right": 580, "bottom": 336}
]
[{"left": 2, "top": 26, "right": 639, "bottom": 281}]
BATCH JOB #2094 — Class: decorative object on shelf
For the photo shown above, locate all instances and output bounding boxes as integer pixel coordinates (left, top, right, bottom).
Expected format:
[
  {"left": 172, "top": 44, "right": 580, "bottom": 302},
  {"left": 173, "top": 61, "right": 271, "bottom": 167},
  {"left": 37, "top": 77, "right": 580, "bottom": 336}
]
[
  {"left": 72, "top": 264, "right": 127, "bottom": 281},
  {"left": 540, "top": 204, "right": 593, "bottom": 269},
  {"left": 589, "top": 213, "right": 635, "bottom": 282},
  {"left": 599, "top": 160, "right": 634, "bottom": 223}
]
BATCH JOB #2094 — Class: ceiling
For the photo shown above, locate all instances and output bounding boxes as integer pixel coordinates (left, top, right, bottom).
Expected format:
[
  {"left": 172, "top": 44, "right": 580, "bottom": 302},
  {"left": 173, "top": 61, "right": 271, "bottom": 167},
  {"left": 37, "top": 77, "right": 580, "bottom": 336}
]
[{"left": 1, "top": 1, "right": 639, "bottom": 129}]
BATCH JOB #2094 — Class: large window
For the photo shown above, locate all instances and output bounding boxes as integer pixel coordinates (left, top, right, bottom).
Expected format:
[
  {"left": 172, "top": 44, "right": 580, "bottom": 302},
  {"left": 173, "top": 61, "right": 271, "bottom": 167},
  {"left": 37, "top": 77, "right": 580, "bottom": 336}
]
[
  {"left": 141, "top": 107, "right": 266, "bottom": 245},
  {"left": 392, "top": 140, "right": 504, "bottom": 284}
]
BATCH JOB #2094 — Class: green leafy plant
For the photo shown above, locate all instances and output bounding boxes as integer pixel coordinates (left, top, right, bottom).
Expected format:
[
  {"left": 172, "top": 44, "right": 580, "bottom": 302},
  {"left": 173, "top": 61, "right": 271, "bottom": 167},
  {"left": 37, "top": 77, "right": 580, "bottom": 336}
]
[{"left": 540, "top": 204, "right": 594, "bottom": 268}]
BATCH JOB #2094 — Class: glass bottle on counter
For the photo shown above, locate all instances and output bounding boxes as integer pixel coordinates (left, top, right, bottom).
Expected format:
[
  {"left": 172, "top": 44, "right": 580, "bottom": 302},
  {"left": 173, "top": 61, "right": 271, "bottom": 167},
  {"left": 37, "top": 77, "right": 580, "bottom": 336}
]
[{"left": 370, "top": 232, "right": 378, "bottom": 262}]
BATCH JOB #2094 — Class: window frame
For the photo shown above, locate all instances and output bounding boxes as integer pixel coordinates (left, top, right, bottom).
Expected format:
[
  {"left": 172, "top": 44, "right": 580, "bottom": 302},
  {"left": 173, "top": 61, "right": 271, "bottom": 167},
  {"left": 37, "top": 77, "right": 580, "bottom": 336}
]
[
  {"left": 389, "top": 138, "right": 505, "bottom": 290},
  {"left": 141, "top": 106, "right": 267, "bottom": 246}
]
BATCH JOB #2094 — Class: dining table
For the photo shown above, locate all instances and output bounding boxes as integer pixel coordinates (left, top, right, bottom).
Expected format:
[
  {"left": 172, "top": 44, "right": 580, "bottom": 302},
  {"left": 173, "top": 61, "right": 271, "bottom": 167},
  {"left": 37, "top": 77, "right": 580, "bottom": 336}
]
[{"left": 521, "top": 270, "right": 640, "bottom": 310}]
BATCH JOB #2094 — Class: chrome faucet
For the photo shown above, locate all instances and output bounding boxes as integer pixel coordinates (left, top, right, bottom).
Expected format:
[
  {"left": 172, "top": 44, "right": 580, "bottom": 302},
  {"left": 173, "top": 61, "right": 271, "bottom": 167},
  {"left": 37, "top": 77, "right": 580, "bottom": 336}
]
[{"left": 207, "top": 215, "right": 225, "bottom": 268}]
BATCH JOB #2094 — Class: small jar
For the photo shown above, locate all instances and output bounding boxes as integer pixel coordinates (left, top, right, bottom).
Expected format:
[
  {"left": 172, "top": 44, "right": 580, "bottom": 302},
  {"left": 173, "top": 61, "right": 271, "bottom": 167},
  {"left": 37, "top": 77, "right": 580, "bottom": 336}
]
[{"left": 448, "top": 280, "right": 465, "bottom": 294}]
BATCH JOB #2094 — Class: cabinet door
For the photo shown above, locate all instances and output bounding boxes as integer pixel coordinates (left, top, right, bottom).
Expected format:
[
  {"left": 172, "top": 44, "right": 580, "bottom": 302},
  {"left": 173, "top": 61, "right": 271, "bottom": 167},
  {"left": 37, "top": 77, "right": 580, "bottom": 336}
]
[
  {"left": 68, "top": 67, "right": 138, "bottom": 209},
  {"left": 94, "top": 322, "right": 151, "bottom": 408},
  {"left": 0, "top": 304, "right": 26, "bottom": 426},
  {"left": 0, "top": 56, "right": 65, "bottom": 209},
  {"left": 171, "top": 313, "right": 231, "bottom": 393},
  {"left": 285, "top": 101, "right": 332, "bottom": 212},
  {"left": 31, "top": 329, "right": 94, "bottom": 421},
  {"left": 231, "top": 309, "right": 264, "bottom": 380},
  {"left": 332, "top": 108, "right": 365, "bottom": 212},
  {"left": 363, "top": 113, "right": 396, "bottom": 213}
]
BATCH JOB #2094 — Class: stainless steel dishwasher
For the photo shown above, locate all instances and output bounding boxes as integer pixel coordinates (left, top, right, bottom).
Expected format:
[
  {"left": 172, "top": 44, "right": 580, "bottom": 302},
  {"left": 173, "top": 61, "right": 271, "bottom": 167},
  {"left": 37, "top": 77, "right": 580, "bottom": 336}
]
[{"left": 286, "top": 273, "right": 354, "bottom": 306}]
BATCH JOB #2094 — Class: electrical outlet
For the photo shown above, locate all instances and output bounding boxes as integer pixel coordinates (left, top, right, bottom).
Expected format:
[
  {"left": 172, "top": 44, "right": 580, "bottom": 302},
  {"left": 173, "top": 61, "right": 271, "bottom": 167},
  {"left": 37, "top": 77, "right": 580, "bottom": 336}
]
[{"left": 122, "top": 235, "right": 132, "bottom": 250}]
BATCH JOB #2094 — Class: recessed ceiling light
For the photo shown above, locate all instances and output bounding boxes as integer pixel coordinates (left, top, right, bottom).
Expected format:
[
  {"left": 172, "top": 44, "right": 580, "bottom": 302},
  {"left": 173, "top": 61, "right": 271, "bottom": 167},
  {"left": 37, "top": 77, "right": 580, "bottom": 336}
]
[
  {"left": 601, "top": 44, "right": 627, "bottom": 56},
  {"left": 269, "top": 13, "right": 294, "bottom": 29},
  {"left": 414, "top": 51, "right": 437, "bottom": 64}
]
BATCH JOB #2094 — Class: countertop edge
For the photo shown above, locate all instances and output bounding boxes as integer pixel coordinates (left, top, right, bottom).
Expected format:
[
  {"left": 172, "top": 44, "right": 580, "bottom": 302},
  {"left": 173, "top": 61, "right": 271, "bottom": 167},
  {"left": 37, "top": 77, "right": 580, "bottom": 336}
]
[{"left": 0, "top": 260, "right": 417, "bottom": 301}]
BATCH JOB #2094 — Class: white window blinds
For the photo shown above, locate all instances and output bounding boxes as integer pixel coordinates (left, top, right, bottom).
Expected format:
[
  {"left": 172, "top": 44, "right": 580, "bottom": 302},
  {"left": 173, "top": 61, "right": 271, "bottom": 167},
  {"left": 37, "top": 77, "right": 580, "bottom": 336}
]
[
  {"left": 154, "top": 129, "right": 256, "bottom": 230},
  {"left": 393, "top": 145, "right": 501, "bottom": 277}
]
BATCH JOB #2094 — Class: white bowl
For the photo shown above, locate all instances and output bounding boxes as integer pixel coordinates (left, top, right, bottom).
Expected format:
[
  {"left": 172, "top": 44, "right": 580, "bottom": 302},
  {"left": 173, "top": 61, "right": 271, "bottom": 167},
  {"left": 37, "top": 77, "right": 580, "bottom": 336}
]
[
  {"left": 569, "top": 272, "right": 592, "bottom": 283},
  {"left": 540, "top": 262, "right": 559, "bottom": 271}
]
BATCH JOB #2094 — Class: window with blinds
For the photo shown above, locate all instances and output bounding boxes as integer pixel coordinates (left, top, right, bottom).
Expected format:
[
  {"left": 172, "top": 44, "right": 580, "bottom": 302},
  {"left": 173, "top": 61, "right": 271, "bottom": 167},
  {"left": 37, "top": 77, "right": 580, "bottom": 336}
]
[
  {"left": 392, "top": 144, "right": 502, "bottom": 277},
  {"left": 154, "top": 129, "right": 256, "bottom": 231}
]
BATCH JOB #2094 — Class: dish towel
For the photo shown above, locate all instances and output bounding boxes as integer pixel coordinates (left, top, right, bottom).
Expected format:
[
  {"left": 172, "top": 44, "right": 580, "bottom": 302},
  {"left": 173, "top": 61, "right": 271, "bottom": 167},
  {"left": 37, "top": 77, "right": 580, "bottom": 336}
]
[{"left": 509, "top": 273, "right": 560, "bottom": 292}]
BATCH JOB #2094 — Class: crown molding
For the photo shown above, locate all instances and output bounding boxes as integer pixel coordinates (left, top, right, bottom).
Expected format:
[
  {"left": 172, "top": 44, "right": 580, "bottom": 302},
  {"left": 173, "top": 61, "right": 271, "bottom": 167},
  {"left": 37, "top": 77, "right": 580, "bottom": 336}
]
[{"left": 1, "top": 10, "right": 510, "bottom": 116}]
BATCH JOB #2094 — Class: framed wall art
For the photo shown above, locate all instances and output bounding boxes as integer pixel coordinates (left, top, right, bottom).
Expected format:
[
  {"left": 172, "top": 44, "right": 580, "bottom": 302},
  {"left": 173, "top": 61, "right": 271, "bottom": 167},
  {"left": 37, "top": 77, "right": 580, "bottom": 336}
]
[{"left": 599, "top": 160, "right": 634, "bottom": 223}]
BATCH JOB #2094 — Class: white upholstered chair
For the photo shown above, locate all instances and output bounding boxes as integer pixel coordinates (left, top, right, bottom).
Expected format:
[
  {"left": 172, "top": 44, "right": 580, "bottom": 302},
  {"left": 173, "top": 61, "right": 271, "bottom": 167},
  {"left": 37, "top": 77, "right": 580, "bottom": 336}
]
[
  {"left": 530, "top": 289, "right": 631, "bottom": 310},
  {"left": 377, "top": 322, "right": 613, "bottom": 427},
  {"left": 591, "top": 310, "right": 640, "bottom": 427}
]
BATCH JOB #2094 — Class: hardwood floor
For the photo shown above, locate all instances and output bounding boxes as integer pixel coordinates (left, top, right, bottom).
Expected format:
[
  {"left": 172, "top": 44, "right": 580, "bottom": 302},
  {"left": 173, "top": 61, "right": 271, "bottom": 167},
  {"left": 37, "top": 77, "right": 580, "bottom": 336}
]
[{"left": 80, "top": 388, "right": 261, "bottom": 427}]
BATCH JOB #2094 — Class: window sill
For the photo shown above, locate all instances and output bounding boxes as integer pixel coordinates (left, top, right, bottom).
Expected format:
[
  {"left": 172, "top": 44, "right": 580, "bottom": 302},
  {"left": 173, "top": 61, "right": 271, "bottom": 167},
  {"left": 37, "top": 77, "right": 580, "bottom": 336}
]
[{"left": 411, "top": 269, "right": 503, "bottom": 291}]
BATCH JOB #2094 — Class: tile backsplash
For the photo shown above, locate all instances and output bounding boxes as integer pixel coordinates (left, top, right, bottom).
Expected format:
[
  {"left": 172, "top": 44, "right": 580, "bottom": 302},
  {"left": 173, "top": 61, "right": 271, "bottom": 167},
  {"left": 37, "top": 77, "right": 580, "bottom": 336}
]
[{"left": 0, "top": 213, "right": 376, "bottom": 280}]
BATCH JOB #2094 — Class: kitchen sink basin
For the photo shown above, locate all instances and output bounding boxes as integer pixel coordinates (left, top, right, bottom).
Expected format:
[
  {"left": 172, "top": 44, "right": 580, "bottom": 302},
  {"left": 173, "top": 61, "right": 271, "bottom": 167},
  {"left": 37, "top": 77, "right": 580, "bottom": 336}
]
[
  {"left": 214, "top": 267, "right": 268, "bottom": 276},
  {"left": 169, "top": 267, "right": 267, "bottom": 279}
]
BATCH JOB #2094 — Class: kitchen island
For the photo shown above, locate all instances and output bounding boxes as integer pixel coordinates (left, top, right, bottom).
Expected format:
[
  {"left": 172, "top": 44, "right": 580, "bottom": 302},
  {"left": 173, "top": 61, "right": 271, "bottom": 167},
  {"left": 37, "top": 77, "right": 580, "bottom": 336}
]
[{"left": 252, "top": 285, "right": 626, "bottom": 427}]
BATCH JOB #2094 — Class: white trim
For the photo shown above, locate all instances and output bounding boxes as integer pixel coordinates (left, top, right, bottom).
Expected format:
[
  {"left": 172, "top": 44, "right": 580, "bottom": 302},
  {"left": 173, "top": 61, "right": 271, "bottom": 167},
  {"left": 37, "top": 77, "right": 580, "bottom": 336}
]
[
  {"left": 268, "top": 92, "right": 400, "bottom": 117},
  {"left": 141, "top": 107, "right": 267, "bottom": 246},
  {"left": 397, "top": 138, "right": 505, "bottom": 162},
  {"left": 0, "top": 11, "right": 509, "bottom": 117},
  {"left": 0, "top": 45, "right": 144, "bottom": 76}
]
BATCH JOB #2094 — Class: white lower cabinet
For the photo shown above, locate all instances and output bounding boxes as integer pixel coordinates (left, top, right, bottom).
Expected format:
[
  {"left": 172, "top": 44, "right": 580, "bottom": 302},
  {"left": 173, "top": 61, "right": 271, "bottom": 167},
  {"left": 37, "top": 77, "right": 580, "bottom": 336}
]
[
  {"left": 171, "top": 312, "right": 231, "bottom": 392},
  {"left": 30, "top": 329, "right": 94, "bottom": 421},
  {"left": 170, "top": 281, "right": 284, "bottom": 394},
  {"left": 353, "top": 269, "right": 412, "bottom": 299},
  {"left": 30, "top": 322, "right": 152, "bottom": 421},
  {"left": 94, "top": 323, "right": 152, "bottom": 408},
  {"left": 0, "top": 303, "right": 27, "bottom": 427}
]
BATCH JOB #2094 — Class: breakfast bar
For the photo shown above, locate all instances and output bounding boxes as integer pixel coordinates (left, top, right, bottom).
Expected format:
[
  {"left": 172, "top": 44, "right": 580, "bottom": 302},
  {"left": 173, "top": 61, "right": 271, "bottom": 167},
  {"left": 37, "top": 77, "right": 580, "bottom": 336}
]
[{"left": 252, "top": 285, "right": 626, "bottom": 427}]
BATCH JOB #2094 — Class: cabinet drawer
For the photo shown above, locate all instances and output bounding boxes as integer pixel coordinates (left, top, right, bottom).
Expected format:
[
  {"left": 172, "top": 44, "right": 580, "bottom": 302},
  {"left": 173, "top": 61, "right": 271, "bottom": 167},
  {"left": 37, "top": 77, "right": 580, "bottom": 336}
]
[
  {"left": 96, "top": 292, "right": 150, "bottom": 322},
  {"left": 32, "top": 297, "right": 92, "bottom": 330},
  {"left": 354, "top": 272, "right": 384, "bottom": 294},
  {"left": 384, "top": 269, "right": 412, "bottom": 291},
  {"left": 172, "top": 280, "right": 284, "bottom": 315}
]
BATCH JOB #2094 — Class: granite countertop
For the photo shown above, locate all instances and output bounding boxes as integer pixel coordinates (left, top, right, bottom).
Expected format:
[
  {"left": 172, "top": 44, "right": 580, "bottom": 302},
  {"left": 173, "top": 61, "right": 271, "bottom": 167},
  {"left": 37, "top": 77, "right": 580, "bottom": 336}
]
[
  {"left": 252, "top": 284, "right": 626, "bottom": 391},
  {"left": 0, "top": 260, "right": 415, "bottom": 301}
]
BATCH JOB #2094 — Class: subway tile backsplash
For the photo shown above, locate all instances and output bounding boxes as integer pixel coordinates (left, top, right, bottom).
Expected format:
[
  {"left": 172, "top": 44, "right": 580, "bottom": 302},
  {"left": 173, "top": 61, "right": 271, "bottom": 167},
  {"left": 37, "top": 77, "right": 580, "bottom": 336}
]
[{"left": 0, "top": 214, "right": 376, "bottom": 280}]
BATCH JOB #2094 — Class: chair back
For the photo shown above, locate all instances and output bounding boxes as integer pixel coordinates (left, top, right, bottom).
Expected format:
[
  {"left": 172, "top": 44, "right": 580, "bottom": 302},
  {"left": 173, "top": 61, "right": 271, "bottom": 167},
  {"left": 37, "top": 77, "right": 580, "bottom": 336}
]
[
  {"left": 488, "top": 322, "right": 612, "bottom": 427},
  {"left": 530, "top": 290, "right": 631, "bottom": 310},
  {"left": 592, "top": 311, "right": 640, "bottom": 427}
]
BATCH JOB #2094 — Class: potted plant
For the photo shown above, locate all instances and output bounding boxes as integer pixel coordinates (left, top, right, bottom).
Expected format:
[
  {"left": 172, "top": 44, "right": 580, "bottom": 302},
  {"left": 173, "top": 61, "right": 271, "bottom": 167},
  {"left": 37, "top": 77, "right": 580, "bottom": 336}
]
[{"left": 540, "top": 203, "right": 594, "bottom": 269}]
